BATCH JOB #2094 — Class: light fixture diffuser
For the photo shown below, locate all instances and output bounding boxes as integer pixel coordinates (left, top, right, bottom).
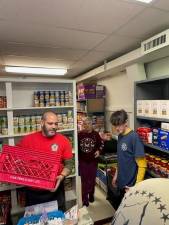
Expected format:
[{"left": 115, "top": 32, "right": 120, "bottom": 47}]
[
  {"left": 5, "top": 66, "right": 67, "bottom": 75},
  {"left": 135, "top": 0, "right": 152, "bottom": 3}
]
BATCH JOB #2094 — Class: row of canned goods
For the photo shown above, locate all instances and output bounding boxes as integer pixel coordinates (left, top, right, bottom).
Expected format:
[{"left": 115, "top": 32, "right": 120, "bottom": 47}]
[
  {"left": 33, "top": 90, "right": 73, "bottom": 107},
  {"left": 13, "top": 115, "right": 42, "bottom": 134},
  {"left": 0, "top": 96, "right": 7, "bottom": 108},
  {"left": 0, "top": 116, "right": 8, "bottom": 135}
]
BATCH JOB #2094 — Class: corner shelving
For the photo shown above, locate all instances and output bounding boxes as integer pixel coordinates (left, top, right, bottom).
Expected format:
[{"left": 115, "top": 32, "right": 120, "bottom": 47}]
[
  {"left": 0, "top": 76, "right": 78, "bottom": 214},
  {"left": 135, "top": 76, "right": 169, "bottom": 179}
]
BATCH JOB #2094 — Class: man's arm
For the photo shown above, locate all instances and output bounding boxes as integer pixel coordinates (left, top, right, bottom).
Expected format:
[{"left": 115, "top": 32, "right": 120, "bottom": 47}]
[
  {"left": 60, "top": 158, "right": 74, "bottom": 178},
  {"left": 52, "top": 158, "right": 74, "bottom": 192}
]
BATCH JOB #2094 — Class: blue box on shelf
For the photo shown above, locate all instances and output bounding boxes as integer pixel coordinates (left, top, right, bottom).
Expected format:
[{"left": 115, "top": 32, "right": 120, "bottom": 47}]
[{"left": 158, "top": 129, "right": 169, "bottom": 151}]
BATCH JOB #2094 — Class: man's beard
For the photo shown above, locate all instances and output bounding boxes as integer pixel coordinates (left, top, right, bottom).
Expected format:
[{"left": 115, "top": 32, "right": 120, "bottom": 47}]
[{"left": 42, "top": 125, "right": 56, "bottom": 137}]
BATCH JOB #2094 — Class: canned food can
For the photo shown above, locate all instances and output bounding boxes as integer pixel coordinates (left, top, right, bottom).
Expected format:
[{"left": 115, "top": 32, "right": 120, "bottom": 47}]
[
  {"left": 36, "top": 124, "right": 41, "bottom": 131},
  {"left": 34, "top": 99, "right": 40, "bottom": 107},
  {"left": 1, "top": 127, "right": 8, "bottom": 135},
  {"left": 50, "top": 91, "right": 55, "bottom": 99},
  {"left": 13, "top": 126, "right": 19, "bottom": 134},
  {"left": 19, "top": 125, "right": 25, "bottom": 133},
  {"left": 31, "top": 124, "right": 37, "bottom": 132},
  {"left": 0, "top": 97, "right": 4, "bottom": 108},
  {"left": 39, "top": 102, "right": 45, "bottom": 107},
  {"left": 45, "top": 100, "right": 50, "bottom": 107},
  {"left": 31, "top": 116, "right": 36, "bottom": 125},
  {"left": 13, "top": 117, "right": 19, "bottom": 126},
  {"left": 1, "top": 117, "right": 7, "bottom": 127},
  {"left": 45, "top": 91, "right": 50, "bottom": 100},
  {"left": 35, "top": 116, "right": 41, "bottom": 124},
  {"left": 24, "top": 116, "right": 31, "bottom": 125},
  {"left": 57, "top": 114, "right": 62, "bottom": 123},
  {"left": 18, "top": 116, "right": 25, "bottom": 126},
  {"left": 55, "top": 101, "right": 60, "bottom": 106},
  {"left": 60, "top": 101, "right": 65, "bottom": 106},
  {"left": 25, "top": 125, "right": 31, "bottom": 133},
  {"left": 3, "top": 97, "right": 7, "bottom": 108},
  {"left": 67, "top": 110, "right": 73, "bottom": 118},
  {"left": 34, "top": 91, "right": 39, "bottom": 100}
]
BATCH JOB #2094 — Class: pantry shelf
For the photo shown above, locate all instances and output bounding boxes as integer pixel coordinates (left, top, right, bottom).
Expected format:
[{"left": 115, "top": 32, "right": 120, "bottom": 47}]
[
  {"left": 144, "top": 143, "right": 169, "bottom": 154},
  {"left": 8, "top": 106, "right": 74, "bottom": 110},
  {"left": 137, "top": 116, "right": 169, "bottom": 123}
]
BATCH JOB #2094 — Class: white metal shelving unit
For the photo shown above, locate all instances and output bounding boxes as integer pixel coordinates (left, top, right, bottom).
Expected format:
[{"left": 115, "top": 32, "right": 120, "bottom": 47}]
[{"left": 0, "top": 76, "right": 78, "bottom": 215}]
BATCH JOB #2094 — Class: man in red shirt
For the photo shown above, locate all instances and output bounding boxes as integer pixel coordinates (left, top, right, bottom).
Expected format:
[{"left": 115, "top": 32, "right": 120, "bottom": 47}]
[{"left": 17, "top": 111, "right": 73, "bottom": 211}]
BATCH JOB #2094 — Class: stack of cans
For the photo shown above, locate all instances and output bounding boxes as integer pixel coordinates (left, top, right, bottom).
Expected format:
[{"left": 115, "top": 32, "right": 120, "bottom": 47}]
[
  {"left": 13, "top": 115, "right": 41, "bottom": 134},
  {"left": 0, "top": 116, "right": 8, "bottom": 135},
  {"left": 33, "top": 90, "right": 73, "bottom": 107}
]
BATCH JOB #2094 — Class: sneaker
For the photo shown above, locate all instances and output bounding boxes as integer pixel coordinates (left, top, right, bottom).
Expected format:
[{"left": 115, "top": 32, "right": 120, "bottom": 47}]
[
  {"left": 89, "top": 195, "right": 94, "bottom": 203},
  {"left": 83, "top": 202, "right": 89, "bottom": 207}
]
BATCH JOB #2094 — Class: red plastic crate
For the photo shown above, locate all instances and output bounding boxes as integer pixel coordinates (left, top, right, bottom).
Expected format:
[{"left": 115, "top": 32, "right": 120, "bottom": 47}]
[{"left": 0, "top": 145, "right": 61, "bottom": 190}]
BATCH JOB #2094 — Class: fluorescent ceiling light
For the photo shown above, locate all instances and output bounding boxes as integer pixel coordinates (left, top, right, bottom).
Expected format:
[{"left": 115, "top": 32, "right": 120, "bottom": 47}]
[
  {"left": 5, "top": 66, "right": 67, "bottom": 75},
  {"left": 135, "top": 0, "right": 152, "bottom": 3}
]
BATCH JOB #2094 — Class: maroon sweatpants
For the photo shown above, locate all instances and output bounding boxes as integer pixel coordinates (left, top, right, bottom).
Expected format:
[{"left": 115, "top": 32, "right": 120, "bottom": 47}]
[{"left": 79, "top": 159, "right": 98, "bottom": 204}]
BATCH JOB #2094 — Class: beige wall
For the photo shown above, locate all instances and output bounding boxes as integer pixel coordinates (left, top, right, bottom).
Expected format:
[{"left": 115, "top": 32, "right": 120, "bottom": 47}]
[
  {"left": 146, "top": 56, "right": 169, "bottom": 79},
  {"left": 98, "top": 71, "right": 133, "bottom": 131},
  {"left": 97, "top": 63, "right": 146, "bottom": 131}
]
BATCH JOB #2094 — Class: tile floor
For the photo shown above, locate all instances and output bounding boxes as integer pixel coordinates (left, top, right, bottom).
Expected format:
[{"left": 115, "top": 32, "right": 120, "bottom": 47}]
[{"left": 87, "top": 185, "right": 114, "bottom": 223}]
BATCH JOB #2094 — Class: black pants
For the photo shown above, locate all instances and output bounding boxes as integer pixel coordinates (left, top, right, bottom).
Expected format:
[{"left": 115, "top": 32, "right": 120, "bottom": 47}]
[{"left": 25, "top": 182, "right": 65, "bottom": 211}]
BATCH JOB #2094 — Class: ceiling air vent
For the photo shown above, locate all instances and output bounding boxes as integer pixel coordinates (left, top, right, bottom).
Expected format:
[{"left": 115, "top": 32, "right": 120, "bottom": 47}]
[{"left": 141, "top": 29, "right": 169, "bottom": 55}]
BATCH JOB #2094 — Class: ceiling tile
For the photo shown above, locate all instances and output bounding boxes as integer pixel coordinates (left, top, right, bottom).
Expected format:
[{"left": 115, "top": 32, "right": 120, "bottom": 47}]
[
  {"left": 0, "top": 21, "right": 106, "bottom": 50},
  {"left": 153, "top": 0, "right": 169, "bottom": 11},
  {"left": 0, "top": 43, "right": 87, "bottom": 61},
  {"left": 95, "top": 34, "right": 141, "bottom": 53},
  {"left": 3, "top": 55, "right": 74, "bottom": 68},
  {"left": 117, "top": 7, "right": 169, "bottom": 38},
  {"left": 0, "top": 0, "right": 145, "bottom": 34},
  {"left": 77, "top": 50, "right": 113, "bottom": 64}
]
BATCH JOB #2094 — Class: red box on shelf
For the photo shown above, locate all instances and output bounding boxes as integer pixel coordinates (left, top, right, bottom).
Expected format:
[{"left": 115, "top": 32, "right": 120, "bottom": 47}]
[{"left": 0, "top": 145, "right": 61, "bottom": 190}]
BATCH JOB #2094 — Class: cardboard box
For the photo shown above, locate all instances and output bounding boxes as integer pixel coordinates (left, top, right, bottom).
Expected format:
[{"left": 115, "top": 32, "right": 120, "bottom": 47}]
[
  {"left": 150, "top": 100, "right": 161, "bottom": 118},
  {"left": 96, "top": 85, "right": 105, "bottom": 98},
  {"left": 137, "top": 100, "right": 144, "bottom": 116},
  {"left": 158, "top": 129, "right": 169, "bottom": 150},
  {"left": 77, "top": 84, "right": 96, "bottom": 100},
  {"left": 143, "top": 100, "right": 151, "bottom": 117},
  {"left": 159, "top": 100, "right": 169, "bottom": 119},
  {"left": 161, "top": 122, "right": 169, "bottom": 131}
]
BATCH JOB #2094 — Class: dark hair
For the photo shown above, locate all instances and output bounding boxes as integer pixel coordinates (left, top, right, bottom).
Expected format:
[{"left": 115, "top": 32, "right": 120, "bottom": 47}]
[{"left": 110, "top": 109, "right": 128, "bottom": 126}]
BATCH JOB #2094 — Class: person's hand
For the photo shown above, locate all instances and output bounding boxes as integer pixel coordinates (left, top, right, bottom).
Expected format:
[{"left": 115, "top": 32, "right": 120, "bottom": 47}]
[
  {"left": 124, "top": 185, "right": 130, "bottom": 192},
  {"left": 112, "top": 176, "right": 117, "bottom": 187},
  {"left": 94, "top": 150, "right": 100, "bottom": 158},
  {"left": 50, "top": 174, "right": 64, "bottom": 192}
]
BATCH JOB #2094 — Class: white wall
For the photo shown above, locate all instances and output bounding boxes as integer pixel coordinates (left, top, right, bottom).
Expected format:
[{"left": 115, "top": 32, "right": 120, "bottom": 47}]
[
  {"left": 146, "top": 56, "right": 169, "bottom": 79},
  {"left": 98, "top": 71, "right": 133, "bottom": 131},
  {"left": 97, "top": 63, "right": 146, "bottom": 131}
]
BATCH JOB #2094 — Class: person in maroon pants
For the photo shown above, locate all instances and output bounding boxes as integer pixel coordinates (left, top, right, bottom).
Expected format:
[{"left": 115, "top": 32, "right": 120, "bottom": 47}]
[{"left": 78, "top": 117, "right": 103, "bottom": 207}]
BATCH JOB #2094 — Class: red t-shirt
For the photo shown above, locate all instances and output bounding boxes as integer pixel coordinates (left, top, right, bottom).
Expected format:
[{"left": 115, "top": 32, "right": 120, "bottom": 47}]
[{"left": 17, "top": 131, "right": 73, "bottom": 174}]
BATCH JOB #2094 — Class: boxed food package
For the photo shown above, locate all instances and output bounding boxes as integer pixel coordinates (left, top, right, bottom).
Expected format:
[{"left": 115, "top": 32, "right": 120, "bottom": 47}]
[
  {"left": 158, "top": 129, "right": 169, "bottom": 150},
  {"left": 152, "top": 128, "right": 160, "bottom": 146},
  {"left": 137, "top": 127, "right": 152, "bottom": 144},
  {"left": 159, "top": 100, "right": 169, "bottom": 119},
  {"left": 150, "top": 100, "right": 161, "bottom": 118},
  {"left": 137, "top": 100, "right": 144, "bottom": 116},
  {"left": 77, "top": 84, "right": 96, "bottom": 100},
  {"left": 161, "top": 122, "right": 169, "bottom": 131},
  {"left": 96, "top": 85, "right": 105, "bottom": 98},
  {"left": 143, "top": 100, "right": 151, "bottom": 117}
]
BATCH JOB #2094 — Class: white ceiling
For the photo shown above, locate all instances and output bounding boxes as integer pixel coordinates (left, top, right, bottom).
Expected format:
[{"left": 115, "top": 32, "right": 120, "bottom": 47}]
[{"left": 0, "top": 0, "right": 169, "bottom": 78}]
